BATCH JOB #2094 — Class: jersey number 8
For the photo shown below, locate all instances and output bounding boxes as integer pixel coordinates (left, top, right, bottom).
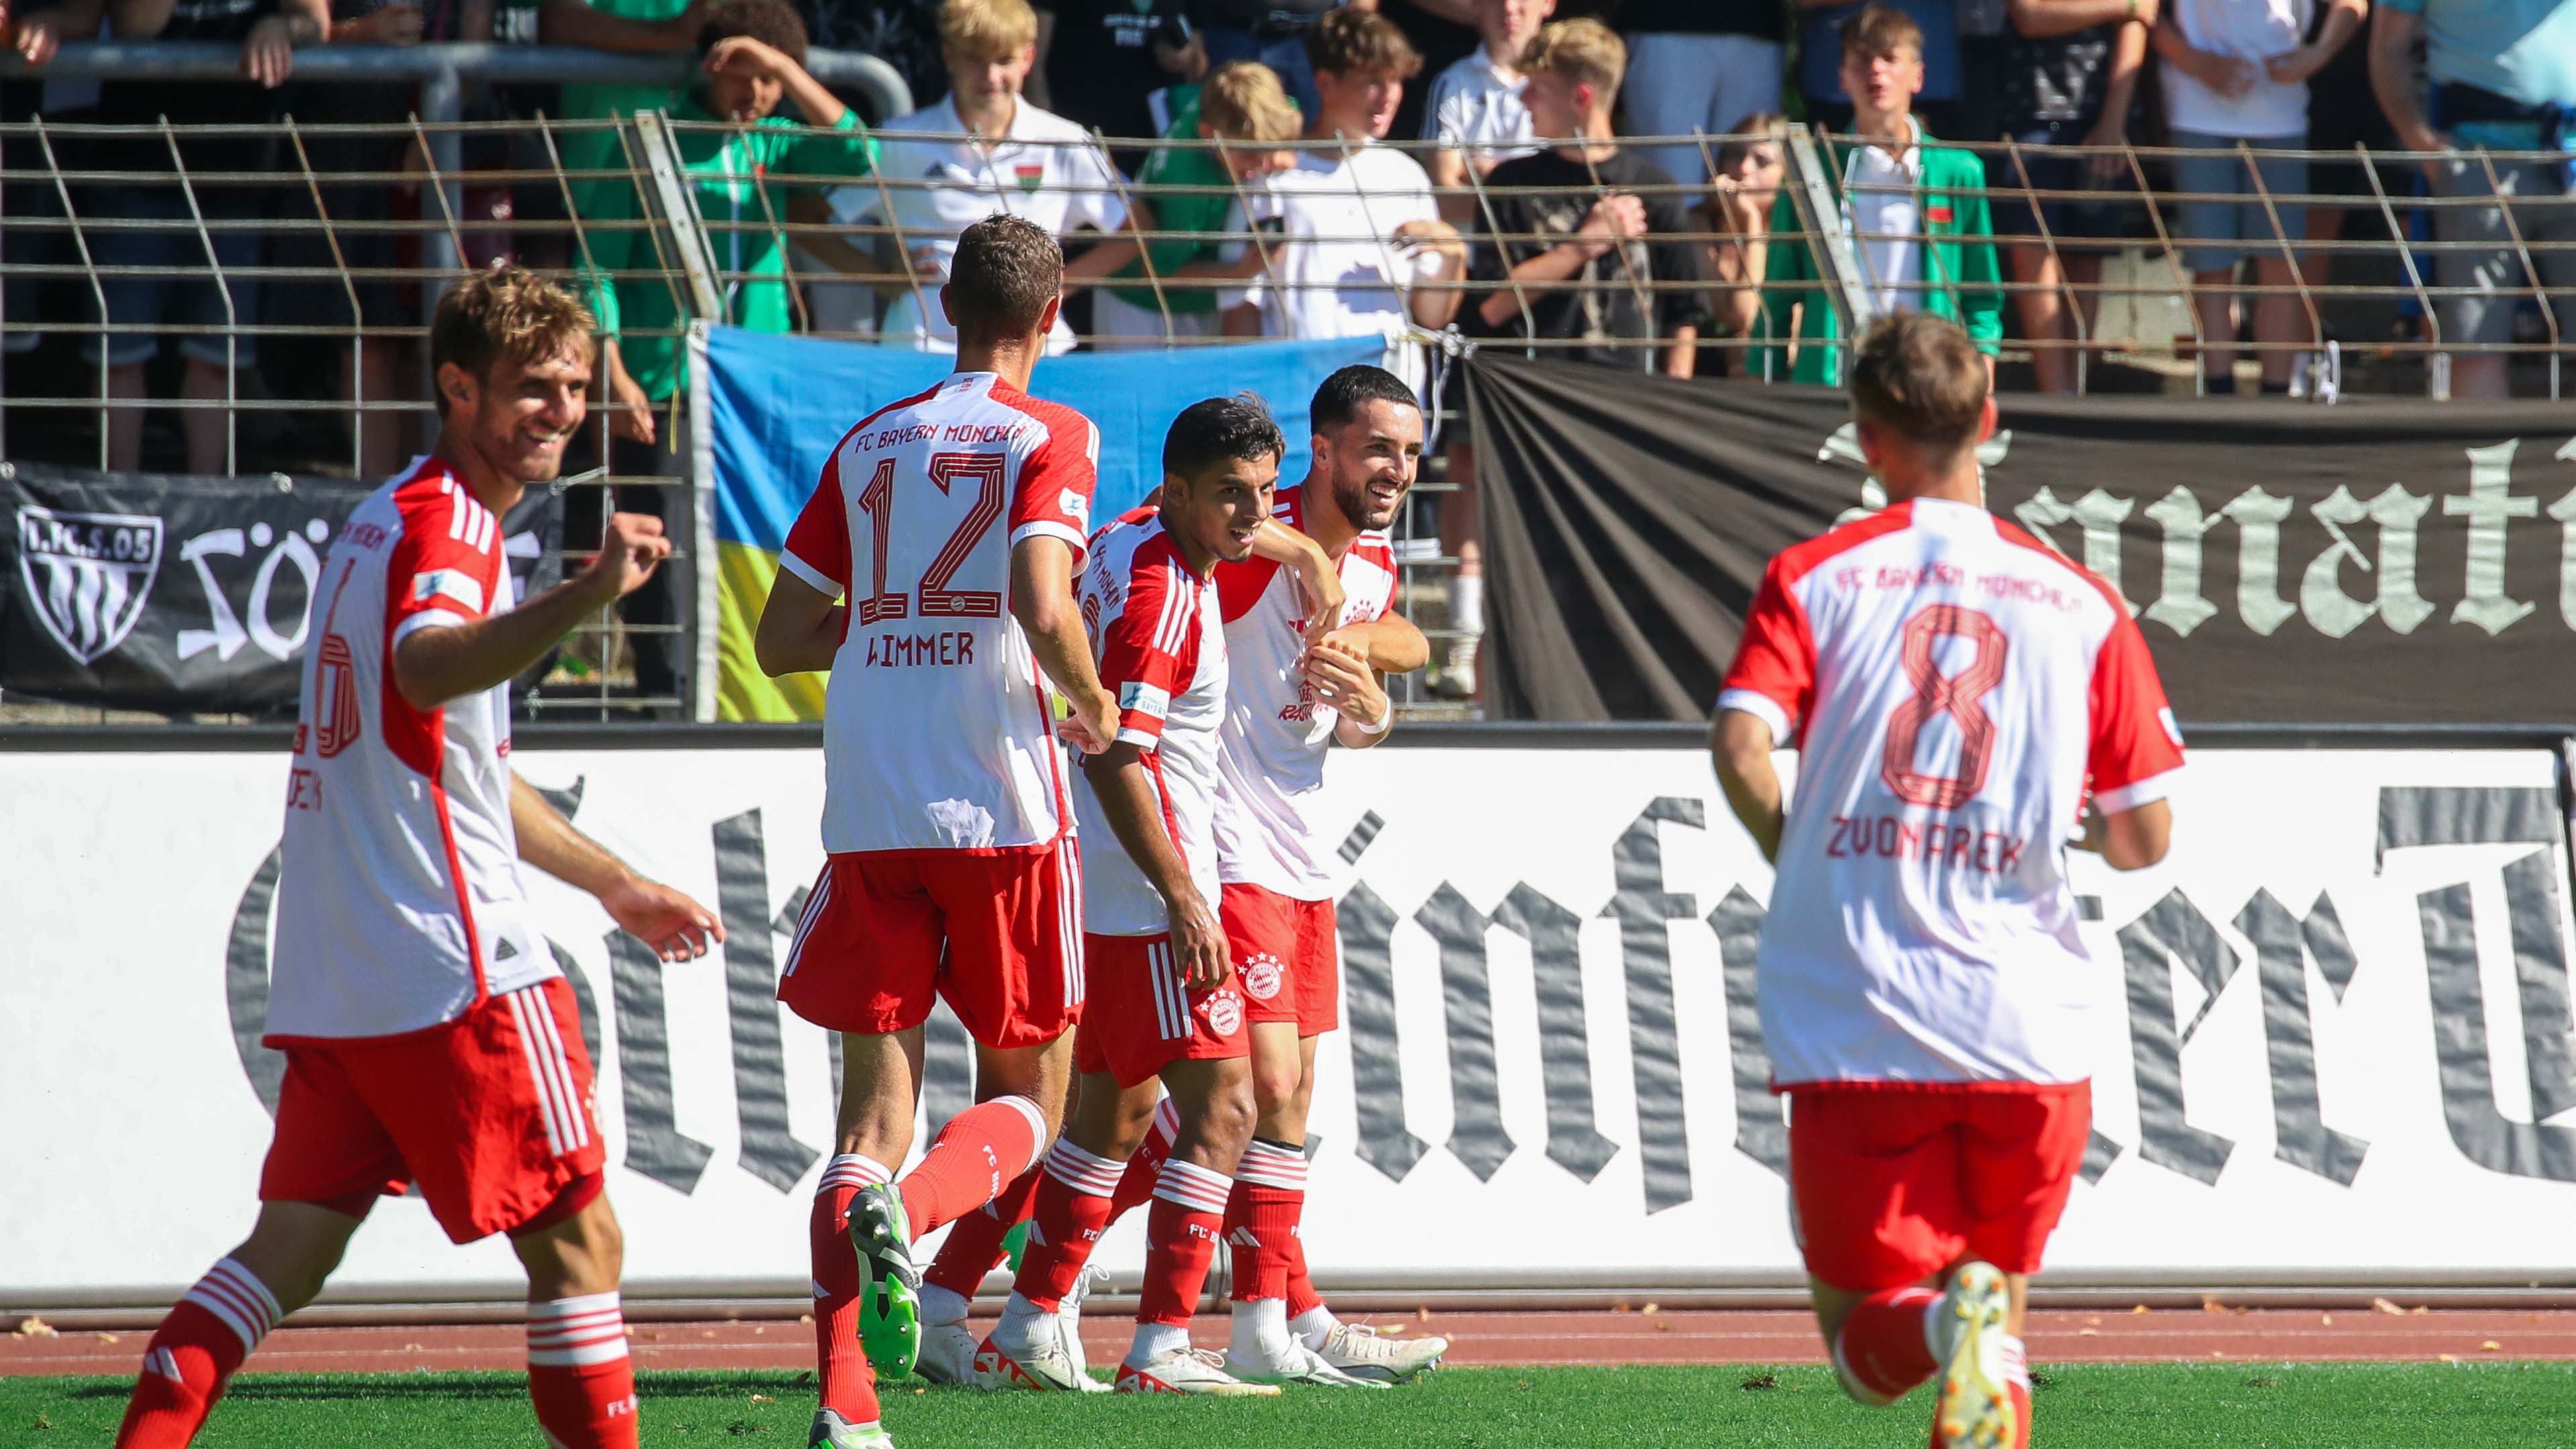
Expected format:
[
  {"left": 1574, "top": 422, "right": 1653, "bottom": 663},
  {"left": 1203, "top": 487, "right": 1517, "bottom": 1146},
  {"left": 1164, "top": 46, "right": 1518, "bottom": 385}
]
[
  {"left": 1880, "top": 604, "right": 2008, "bottom": 809},
  {"left": 854, "top": 451, "right": 1009, "bottom": 625}
]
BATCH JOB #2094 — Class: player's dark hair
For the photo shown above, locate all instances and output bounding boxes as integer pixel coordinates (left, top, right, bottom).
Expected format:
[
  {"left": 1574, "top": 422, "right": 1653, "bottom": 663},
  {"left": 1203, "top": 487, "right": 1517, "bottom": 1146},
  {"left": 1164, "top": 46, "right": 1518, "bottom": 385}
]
[
  {"left": 1848, "top": 310, "right": 1987, "bottom": 456},
  {"left": 1163, "top": 393, "right": 1286, "bottom": 481},
  {"left": 1309, "top": 364, "right": 1419, "bottom": 433},
  {"left": 697, "top": 0, "right": 807, "bottom": 63},
  {"left": 946, "top": 215, "right": 1063, "bottom": 346}
]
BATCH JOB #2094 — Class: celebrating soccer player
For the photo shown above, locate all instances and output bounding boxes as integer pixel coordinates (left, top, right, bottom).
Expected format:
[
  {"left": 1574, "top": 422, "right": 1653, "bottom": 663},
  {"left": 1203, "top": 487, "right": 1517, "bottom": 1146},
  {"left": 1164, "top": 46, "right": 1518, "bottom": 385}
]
[
  {"left": 973, "top": 397, "right": 1294, "bottom": 1396},
  {"left": 1209, "top": 364, "right": 1440, "bottom": 1385},
  {"left": 111, "top": 266, "right": 724, "bottom": 1449},
  {"left": 1710, "top": 312, "right": 2183, "bottom": 1449},
  {"left": 754, "top": 215, "right": 1119, "bottom": 1448}
]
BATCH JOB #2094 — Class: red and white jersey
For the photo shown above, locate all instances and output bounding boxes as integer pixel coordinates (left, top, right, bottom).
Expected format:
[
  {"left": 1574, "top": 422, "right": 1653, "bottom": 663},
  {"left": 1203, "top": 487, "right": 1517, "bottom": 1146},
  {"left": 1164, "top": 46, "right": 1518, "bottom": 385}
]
[
  {"left": 784, "top": 371, "right": 1099, "bottom": 855},
  {"left": 1071, "top": 509, "right": 1228, "bottom": 936},
  {"left": 1719, "top": 497, "right": 2185, "bottom": 1086},
  {"left": 268, "top": 456, "right": 550, "bottom": 1042},
  {"left": 1210, "top": 486, "right": 1398, "bottom": 900}
]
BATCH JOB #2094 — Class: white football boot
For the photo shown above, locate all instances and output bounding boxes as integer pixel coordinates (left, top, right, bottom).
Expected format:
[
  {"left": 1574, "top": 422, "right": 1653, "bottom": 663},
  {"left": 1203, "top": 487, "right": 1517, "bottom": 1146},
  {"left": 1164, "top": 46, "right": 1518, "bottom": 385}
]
[
  {"left": 1930, "top": 1260, "right": 2017, "bottom": 1449},
  {"left": 1314, "top": 1321, "right": 1449, "bottom": 1383},
  {"left": 1115, "top": 1346, "right": 1282, "bottom": 1396}
]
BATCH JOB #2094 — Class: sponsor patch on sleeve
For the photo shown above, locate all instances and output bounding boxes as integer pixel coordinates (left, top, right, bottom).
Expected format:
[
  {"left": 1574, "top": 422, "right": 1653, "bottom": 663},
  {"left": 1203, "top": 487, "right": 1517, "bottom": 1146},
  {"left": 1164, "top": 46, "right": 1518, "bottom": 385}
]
[
  {"left": 2159, "top": 706, "right": 2185, "bottom": 749},
  {"left": 1119, "top": 679, "right": 1171, "bottom": 720},
  {"left": 1060, "top": 489, "right": 1090, "bottom": 526},
  {"left": 412, "top": 567, "right": 485, "bottom": 615}
]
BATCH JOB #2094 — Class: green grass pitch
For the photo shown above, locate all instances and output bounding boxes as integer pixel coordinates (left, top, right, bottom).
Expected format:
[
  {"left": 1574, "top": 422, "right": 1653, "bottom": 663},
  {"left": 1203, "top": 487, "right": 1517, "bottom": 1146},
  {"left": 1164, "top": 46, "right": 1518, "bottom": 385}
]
[{"left": 7, "top": 1364, "right": 2573, "bottom": 1447}]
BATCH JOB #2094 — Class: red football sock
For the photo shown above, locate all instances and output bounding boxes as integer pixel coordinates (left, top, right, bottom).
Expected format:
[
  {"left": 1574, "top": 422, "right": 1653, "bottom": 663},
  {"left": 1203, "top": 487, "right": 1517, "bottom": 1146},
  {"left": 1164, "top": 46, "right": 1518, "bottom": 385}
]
[
  {"left": 810, "top": 1154, "right": 887, "bottom": 1425},
  {"left": 1837, "top": 1286, "right": 1941, "bottom": 1405},
  {"left": 1106, "top": 1097, "right": 1178, "bottom": 1226},
  {"left": 526, "top": 1292, "right": 638, "bottom": 1449},
  {"left": 1224, "top": 1138, "right": 1306, "bottom": 1303},
  {"left": 1012, "top": 1138, "right": 1124, "bottom": 1311},
  {"left": 898, "top": 1095, "right": 1046, "bottom": 1238},
  {"left": 923, "top": 1164, "right": 1040, "bottom": 1304},
  {"left": 116, "top": 1259, "right": 279, "bottom": 1448},
  {"left": 1136, "top": 1159, "right": 1232, "bottom": 1328},
  {"left": 1283, "top": 1231, "right": 1325, "bottom": 1320}
]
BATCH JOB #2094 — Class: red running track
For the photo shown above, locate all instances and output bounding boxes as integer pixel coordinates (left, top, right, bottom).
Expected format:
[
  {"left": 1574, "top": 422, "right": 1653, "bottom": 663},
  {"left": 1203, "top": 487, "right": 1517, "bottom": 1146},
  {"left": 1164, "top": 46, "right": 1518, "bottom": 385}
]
[{"left": 7, "top": 1307, "right": 2575, "bottom": 1378}]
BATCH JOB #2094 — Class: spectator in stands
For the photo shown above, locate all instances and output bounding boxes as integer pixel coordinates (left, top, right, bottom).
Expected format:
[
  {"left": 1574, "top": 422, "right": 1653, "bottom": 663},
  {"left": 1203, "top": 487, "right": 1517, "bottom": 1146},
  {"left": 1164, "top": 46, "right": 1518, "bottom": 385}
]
[
  {"left": 2301, "top": 4, "right": 2395, "bottom": 311},
  {"left": 1995, "top": 0, "right": 2152, "bottom": 393},
  {"left": 2154, "top": 0, "right": 2365, "bottom": 393},
  {"left": 2371, "top": 0, "right": 2575, "bottom": 400},
  {"left": 1030, "top": 0, "right": 1201, "bottom": 166},
  {"left": 1801, "top": 0, "right": 1966, "bottom": 137},
  {"left": 1760, "top": 5, "right": 2002, "bottom": 384},
  {"left": 1698, "top": 114, "right": 1785, "bottom": 365},
  {"left": 1619, "top": 0, "right": 1789, "bottom": 187},
  {"left": 91, "top": 0, "right": 324, "bottom": 475},
  {"left": 822, "top": 0, "right": 1150, "bottom": 350},
  {"left": 1443, "top": 16, "right": 1697, "bottom": 695},
  {"left": 1193, "top": 0, "right": 1333, "bottom": 119},
  {"left": 1420, "top": 0, "right": 1550, "bottom": 226},
  {"left": 1092, "top": 60, "right": 1301, "bottom": 347},
  {"left": 797, "top": 0, "right": 943, "bottom": 107},
  {"left": 1217, "top": 6, "right": 1466, "bottom": 363},
  {"left": 550, "top": 0, "right": 720, "bottom": 225},
  {"left": 583, "top": 0, "right": 877, "bottom": 704},
  {"left": 1, "top": 0, "right": 96, "bottom": 389}
]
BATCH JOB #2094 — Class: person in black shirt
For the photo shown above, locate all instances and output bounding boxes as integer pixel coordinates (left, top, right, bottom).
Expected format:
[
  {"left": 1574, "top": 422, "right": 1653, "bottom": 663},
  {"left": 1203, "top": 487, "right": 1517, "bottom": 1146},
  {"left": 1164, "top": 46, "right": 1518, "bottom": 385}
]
[
  {"left": 1436, "top": 16, "right": 1697, "bottom": 697},
  {"left": 93, "top": 0, "right": 326, "bottom": 474},
  {"left": 1994, "top": 0, "right": 2148, "bottom": 392},
  {"left": 1619, "top": 0, "right": 1788, "bottom": 185},
  {"left": 1031, "top": 0, "right": 1198, "bottom": 166}
]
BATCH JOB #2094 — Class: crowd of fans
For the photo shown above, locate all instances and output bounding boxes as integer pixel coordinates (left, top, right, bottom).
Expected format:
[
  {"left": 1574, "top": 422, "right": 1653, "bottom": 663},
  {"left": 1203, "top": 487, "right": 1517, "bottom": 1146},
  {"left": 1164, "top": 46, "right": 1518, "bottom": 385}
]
[{"left": 1, "top": 0, "right": 2570, "bottom": 693}]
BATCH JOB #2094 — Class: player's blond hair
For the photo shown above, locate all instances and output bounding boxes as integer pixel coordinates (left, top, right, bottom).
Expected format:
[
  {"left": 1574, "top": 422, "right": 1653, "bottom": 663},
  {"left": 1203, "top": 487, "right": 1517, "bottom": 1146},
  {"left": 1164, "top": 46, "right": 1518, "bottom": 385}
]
[
  {"left": 428, "top": 264, "right": 595, "bottom": 416},
  {"left": 1520, "top": 17, "right": 1624, "bottom": 102},
  {"left": 1848, "top": 311, "right": 1988, "bottom": 456},
  {"left": 939, "top": 0, "right": 1036, "bottom": 58},
  {"left": 1199, "top": 61, "right": 1301, "bottom": 145}
]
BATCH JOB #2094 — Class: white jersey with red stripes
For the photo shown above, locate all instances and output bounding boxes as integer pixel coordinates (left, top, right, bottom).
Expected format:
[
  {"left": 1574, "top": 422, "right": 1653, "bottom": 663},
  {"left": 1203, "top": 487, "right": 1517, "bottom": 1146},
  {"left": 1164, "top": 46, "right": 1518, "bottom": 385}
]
[
  {"left": 1719, "top": 496, "right": 2185, "bottom": 1086},
  {"left": 783, "top": 370, "right": 1100, "bottom": 855},
  {"left": 1071, "top": 508, "right": 1228, "bottom": 937},
  {"left": 1210, "top": 485, "right": 1398, "bottom": 900},
  {"left": 268, "top": 455, "right": 551, "bottom": 1042}
]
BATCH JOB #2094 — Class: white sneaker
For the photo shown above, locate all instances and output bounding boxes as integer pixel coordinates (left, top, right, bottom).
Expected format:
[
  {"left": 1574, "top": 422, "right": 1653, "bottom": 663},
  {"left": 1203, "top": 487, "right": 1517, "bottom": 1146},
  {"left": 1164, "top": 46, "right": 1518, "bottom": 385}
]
[
  {"left": 1429, "top": 636, "right": 1479, "bottom": 699},
  {"left": 1932, "top": 1261, "right": 2016, "bottom": 1449},
  {"left": 1116, "top": 1346, "right": 1282, "bottom": 1396},
  {"left": 913, "top": 1320, "right": 979, "bottom": 1387},
  {"left": 1225, "top": 1340, "right": 1389, "bottom": 1389},
  {"left": 1059, "top": 1264, "right": 1112, "bottom": 1393},
  {"left": 975, "top": 1312, "right": 1087, "bottom": 1393},
  {"left": 808, "top": 1408, "right": 895, "bottom": 1449},
  {"left": 1314, "top": 1321, "right": 1448, "bottom": 1383}
]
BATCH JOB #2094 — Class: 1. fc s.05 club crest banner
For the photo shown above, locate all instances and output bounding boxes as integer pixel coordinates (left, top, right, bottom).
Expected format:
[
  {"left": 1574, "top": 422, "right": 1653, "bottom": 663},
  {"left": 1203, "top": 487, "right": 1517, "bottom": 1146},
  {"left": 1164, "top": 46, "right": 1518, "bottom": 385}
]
[{"left": 0, "top": 462, "right": 558, "bottom": 713}]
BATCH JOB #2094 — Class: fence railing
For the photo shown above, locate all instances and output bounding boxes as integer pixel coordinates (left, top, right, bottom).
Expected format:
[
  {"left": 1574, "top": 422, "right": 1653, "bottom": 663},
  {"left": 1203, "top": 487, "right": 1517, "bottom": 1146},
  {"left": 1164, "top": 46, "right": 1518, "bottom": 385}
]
[{"left": 3, "top": 93, "right": 2571, "bottom": 724}]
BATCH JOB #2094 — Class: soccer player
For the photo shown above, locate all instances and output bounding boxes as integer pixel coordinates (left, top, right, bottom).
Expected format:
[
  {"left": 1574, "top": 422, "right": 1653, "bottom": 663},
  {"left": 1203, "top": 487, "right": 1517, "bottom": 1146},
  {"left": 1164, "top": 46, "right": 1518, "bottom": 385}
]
[
  {"left": 1210, "top": 364, "right": 1443, "bottom": 1386},
  {"left": 1710, "top": 311, "right": 2182, "bottom": 1449},
  {"left": 111, "top": 266, "right": 724, "bottom": 1449},
  {"left": 754, "top": 214, "right": 1120, "bottom": 1448},
  {"left": 977, "top": 395, "right": 1292, "bottom": 1395}
]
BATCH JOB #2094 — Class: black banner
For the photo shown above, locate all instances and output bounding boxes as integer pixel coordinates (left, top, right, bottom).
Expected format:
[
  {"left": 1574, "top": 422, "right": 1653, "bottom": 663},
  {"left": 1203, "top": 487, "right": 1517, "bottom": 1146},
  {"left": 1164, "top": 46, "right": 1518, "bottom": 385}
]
[
  {"left": 2, "top": 462, "right": 561, "bottom": 713},
  {"left": 1465, "top": 354, "right": 2576, "bottom": 725}
]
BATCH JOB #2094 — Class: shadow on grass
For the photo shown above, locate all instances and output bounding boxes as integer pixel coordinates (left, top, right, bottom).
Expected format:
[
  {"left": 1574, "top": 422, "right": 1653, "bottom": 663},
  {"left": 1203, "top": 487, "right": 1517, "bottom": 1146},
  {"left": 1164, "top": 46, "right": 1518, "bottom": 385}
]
[{"left": 68, "top": 1370, "right": 817, "bottom": 1403}]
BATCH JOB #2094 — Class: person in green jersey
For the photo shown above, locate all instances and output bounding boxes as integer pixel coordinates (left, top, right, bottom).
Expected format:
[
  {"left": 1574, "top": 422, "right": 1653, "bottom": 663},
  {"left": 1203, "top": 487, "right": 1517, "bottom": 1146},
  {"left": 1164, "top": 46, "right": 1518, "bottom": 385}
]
[{"left": 1091, "top": 60, "right": 1303, "bottom": 348}]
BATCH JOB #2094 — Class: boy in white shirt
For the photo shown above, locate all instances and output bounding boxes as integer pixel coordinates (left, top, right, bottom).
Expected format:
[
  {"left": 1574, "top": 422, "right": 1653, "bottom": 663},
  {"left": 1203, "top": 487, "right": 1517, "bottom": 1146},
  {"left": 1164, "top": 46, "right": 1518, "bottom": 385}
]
[
  {"left": 824, "top": 0, "right": 1153, "bottom": 354},
  {"left": 1421, "top": 0, "right": 1554, "bottom": 225},
  {"left": 1219, "top": 7, "right": 1469, "bottom": 390},
  {"left": 2152, "top": 0, "right": 2366, "bottom": 393}
]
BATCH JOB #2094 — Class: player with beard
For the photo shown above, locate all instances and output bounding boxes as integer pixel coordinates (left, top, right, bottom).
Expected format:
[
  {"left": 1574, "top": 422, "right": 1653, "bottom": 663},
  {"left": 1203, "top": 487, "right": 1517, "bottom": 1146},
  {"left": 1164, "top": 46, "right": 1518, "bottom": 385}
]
[
  {"left": 1207, "top": 363, "right": 1440, "bottom": 1385},
  {"left": 112, "top": 267, "right": 722, "bottom": 1449}
]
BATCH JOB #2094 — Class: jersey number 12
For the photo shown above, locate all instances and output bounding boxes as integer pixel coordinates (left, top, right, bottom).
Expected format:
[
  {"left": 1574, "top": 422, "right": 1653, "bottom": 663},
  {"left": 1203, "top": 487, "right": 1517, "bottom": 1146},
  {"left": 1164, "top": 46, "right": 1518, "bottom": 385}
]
[{"left": 854, "top": 451, "right": 1007, "bottom": 624}]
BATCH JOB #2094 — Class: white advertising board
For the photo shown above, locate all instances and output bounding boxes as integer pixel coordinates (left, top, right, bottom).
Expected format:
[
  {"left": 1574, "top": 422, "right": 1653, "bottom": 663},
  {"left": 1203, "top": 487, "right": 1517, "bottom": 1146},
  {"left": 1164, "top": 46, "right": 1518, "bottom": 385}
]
[{"left": 8, "top": 742, "right": 2576, "bottom": 1299}]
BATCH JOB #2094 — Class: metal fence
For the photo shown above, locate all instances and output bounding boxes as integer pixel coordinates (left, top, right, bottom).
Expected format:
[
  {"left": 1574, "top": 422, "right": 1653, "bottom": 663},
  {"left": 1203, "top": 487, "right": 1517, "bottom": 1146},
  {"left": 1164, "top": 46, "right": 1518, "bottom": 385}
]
[{"left": 3, "top": 66, "right": 2573, "bottom": 722}]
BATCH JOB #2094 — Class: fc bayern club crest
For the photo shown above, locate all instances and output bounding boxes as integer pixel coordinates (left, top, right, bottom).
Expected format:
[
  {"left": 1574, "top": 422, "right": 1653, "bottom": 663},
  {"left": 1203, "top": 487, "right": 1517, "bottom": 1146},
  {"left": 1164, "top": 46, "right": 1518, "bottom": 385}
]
[
  {"left": 1240, "top": 952, "right": 1285, "bottom": 1001},
  {"left": 15, "top": 504, "right": 163, "bottom": 664}
]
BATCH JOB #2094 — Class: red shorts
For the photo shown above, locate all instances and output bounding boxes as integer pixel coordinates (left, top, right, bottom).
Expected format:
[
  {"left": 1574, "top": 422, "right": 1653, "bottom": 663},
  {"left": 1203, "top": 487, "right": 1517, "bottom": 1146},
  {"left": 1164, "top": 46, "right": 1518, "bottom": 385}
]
[
  {"left": 259, "top": 977, "right": 606, "bottom": 1245},
  {"left": 1082, "top": 932, "right": 1250, "bottom": 1088},
  {"left": 779, "top": 842, "right": 1083, "bottom": 1049},
  {"left": 1220, "top": 883, "right": 1340, "bottom": 1034},
  {"left": 1785, "top": 1081, "right": 2091, "bottom": 1293}
]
